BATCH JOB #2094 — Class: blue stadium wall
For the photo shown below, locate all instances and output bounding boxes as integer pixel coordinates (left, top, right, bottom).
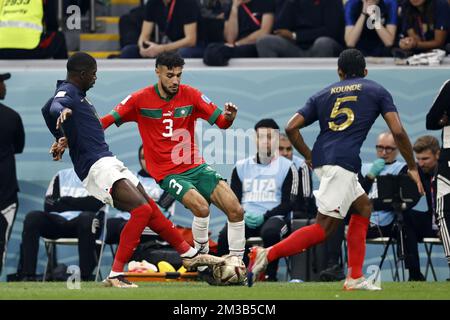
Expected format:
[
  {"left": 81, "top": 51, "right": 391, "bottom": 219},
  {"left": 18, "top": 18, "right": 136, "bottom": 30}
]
[{"left": 1, "top": 60, "right": 449, "bottom": 282}]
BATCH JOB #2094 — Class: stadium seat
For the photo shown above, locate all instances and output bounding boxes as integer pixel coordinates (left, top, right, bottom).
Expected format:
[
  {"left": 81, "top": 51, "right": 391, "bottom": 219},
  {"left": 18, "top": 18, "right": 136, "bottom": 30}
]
[
  {"left": 366, "top": 237, "right": 403, "bottom": 281},
  {"left": 42, "top": 210, "right": 108, "bottom": 282},
  {"left": 422, "top": 237, "right": 443, "bottom": 281}
]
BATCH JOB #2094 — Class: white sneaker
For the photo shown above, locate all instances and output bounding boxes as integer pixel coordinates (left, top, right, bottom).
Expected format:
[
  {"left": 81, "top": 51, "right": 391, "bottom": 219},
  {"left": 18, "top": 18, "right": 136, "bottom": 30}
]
[
  {"left": 247, "top": 246, "right": 268, "bottom": 287},
  {"left": 103, "top": 275, "right": 138, "bottom": 288},
  {"left": 343, "top": 276, "right": 381, "bottom": 291}
]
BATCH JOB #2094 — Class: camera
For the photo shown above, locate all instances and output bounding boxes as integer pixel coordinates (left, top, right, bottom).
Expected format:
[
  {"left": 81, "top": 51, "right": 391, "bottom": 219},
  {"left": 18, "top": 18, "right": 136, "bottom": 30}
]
[{"left": 376, "top": 174, "right": 420, "bottom": 206}]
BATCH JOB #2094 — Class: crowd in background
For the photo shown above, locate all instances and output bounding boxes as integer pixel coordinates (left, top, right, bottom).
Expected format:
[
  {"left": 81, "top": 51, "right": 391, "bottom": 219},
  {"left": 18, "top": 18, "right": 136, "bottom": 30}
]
[
  {"left": 0, "top": 0, "right": 449, "bottom": 63},
  {"left": 113, "top": 0, "right": 450, "bottom": 64}
]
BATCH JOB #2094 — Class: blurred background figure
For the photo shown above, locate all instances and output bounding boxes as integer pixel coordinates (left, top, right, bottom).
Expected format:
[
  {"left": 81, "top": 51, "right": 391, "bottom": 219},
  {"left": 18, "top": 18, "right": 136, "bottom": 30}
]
[
  {"left": 0, "top": 0, "right": 68, "bottom": 59},
  {"left": 217, "top": 119, "right": 298, "bottom": 281},
  {"left": 16, "top": 168, "right": 104, "bottom": 281},
  {"left": 0, "top": 73, "right": 25, "bottom": 275},
  {"left": 119, "top": 0, "right": 204, "bottom": 58},
  {"left": 256, "top": 0, "right": 345, "bottom": 57},
  {"left": 344, "top": 0, "right": 398, "bottom": 57},
  {"left": 398, "top": 0, "right": 449, "bottom": 55}
]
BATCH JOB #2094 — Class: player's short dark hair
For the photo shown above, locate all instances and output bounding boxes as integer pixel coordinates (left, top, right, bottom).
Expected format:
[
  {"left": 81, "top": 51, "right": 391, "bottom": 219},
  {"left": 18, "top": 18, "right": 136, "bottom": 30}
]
[
  {"left": 155, "top": 51, "right": 185, "bottom": 69},
  {"left": 338, "top": 49, "right": 366, "bottom": 78},
  {"left": 254, "top": 118, "right": 280, "bottom": 131},
  {"left": 413, "top": 135, "right": 440, "bottom": 154},
  {"left": 67, "top": 52, "right": 96, "bottom": 73}
]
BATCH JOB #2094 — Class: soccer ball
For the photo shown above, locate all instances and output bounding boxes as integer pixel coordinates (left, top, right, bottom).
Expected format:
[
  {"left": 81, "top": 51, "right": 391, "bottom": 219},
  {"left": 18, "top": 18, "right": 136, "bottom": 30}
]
[{"left": 212, "top": 255, "right": 247, "bottom": 285}]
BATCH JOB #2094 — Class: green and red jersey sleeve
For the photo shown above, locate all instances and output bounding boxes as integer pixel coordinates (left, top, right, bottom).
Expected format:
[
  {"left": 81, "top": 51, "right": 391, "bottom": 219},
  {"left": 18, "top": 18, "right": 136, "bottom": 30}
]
[{"left": 101, "top": 94, "right": 139, "bottom": 129}]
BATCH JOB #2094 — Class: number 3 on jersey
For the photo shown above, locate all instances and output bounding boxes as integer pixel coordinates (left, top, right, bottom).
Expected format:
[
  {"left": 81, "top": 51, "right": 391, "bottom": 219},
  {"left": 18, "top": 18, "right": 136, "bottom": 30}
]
[
  {"left": 162, "top": 119, "right": 173, "bottom": 137},
  {"left": 328, "top": 96, "right": 357, "bottom": 131}
]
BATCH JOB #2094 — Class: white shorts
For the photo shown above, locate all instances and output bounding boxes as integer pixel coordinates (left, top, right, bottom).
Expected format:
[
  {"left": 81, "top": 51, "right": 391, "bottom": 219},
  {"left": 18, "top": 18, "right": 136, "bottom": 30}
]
[
  {"left": 82, "top": 156, "right": 140, "bottom": 207},
  {"left": 313, "top": 165, "right": 365, "bottom": 219}
]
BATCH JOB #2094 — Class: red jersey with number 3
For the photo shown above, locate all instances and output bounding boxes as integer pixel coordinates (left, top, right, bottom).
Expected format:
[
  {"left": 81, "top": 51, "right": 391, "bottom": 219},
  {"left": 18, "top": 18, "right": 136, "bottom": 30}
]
[{"left": 109, "top": 84, "right": 223, "bottom": 182}]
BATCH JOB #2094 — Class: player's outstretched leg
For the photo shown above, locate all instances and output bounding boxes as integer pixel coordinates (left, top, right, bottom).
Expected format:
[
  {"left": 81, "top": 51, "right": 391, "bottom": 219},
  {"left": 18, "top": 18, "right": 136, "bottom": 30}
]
[
  {"left": 104, "top": 180, "right": 224, "bottom": 288},
  {"left": 247, "top": 221, "right": 326, "bottom": 287},
  {"left": 104, "top": 213, "right": 148, "bottom": 288}
]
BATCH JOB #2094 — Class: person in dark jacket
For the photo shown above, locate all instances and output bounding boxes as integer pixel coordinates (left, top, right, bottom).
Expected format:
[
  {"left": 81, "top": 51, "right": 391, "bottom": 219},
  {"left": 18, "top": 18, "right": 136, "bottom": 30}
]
[
  {"left": 17, "top": 168, "right": 104, "bottom": 281},
  {"left": 426, "top": 79, "right": 450, "bottom": 273},
  {"left": 0, "top": 73, "right": 25, "bottom": 274},
  {"left": 256, "top": 0, "right": 345, "bottom": 57}
]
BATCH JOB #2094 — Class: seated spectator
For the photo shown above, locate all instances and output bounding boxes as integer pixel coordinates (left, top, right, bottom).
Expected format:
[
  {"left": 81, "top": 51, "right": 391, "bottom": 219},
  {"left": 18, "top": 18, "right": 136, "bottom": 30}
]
[
  {"left": 16, "top": 168, "right": 104, "bottom": 281},
  {"left": 402, "top": 135, "right": 440, "bottom": 281},
  {"left": 223, "top": 0, "right": 274, "bottom": 56},
  {"left": 398, "top": 0, "right": 449, "bottom": 54},
  {"left": 217, "top": 119, "right": 298, "bottom": 281},
  {"left": 120, "top": 0, "right": 204, "bottom": 59},
  {"left": 105, "top": 146, "right": 176, "bottom": 246},
  {"left": 256, "top": 0, "right": 345, "bottom": 57},
  {"left": 0, "top": 0, "right": 67, "bottom": 59},
  {"left": 197, "top": 0, "right": 226, "bottom": 45},
  {"left": 117, "top": 1, "right": 225, "bottom": 53},
  {"left": 118, "top": 5, "right": 146, "bottom": 49},
  {"left": 344, "top": 0, "right": 398, "bottom": 57},
  {"left": 279, "top": 133, "right": 315, "bottom": 218},
  {"left": 203, "top": 0, "right": 275, "bottom": 65},
  {"left": 361, "top": 131, "right": 412, "bottom": 237}
]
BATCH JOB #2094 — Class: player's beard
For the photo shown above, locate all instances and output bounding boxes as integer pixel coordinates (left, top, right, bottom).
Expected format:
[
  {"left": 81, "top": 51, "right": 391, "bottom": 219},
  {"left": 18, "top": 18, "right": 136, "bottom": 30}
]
[{"left": 161, "top": 82, "right": 178, "bottom": 98}]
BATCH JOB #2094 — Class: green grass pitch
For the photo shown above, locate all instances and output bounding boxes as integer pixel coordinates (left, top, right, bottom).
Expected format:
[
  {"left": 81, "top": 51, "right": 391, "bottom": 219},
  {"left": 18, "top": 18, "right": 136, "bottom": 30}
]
[{"left": 1, "top": 281, "right": 449, "bottom": 300}]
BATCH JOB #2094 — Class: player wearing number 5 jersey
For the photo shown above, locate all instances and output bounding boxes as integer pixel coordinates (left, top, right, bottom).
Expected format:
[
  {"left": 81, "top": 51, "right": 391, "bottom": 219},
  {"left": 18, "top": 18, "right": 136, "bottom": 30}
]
[
  {"left": 247, "top": 49, "right": 424, "bottom": 290},
  {"left": 101, "top": 52, "right": 246, "bottom": 267}
]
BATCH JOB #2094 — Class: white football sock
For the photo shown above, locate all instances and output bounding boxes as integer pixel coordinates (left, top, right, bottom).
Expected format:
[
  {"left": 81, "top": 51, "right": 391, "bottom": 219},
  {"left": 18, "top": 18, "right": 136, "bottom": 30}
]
[
  {"left": 180, "top": 247, "right": 198, "bottom": 258},
  {"left": 227, "top": 220, "right": 245, "bottom": 259},
  {"left": 108, "top": 270, "right": 124, "bottom": 278},
  {"left": 192, "top": 215, "right": 210, "bottom": 254}
]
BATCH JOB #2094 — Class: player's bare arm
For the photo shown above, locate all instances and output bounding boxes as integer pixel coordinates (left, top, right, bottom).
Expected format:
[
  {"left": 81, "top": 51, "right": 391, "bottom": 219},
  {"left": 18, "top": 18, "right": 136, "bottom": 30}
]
[
  {"left": 383, "top": 111, "right": 425, "bottom": 195},
  {"left": 285, "top": 113, "right": 312, "bottom": 168}
]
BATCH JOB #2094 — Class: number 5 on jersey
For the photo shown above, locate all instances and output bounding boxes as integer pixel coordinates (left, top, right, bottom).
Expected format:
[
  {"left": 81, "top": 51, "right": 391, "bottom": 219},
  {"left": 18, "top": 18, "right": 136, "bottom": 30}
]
[{"left": 328, "top": 96, "right": 357, "bottom": 131}]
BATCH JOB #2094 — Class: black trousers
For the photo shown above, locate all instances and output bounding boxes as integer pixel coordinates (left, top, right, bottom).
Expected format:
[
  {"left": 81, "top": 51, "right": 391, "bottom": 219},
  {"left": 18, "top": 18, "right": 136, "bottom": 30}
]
[
  {"left": 217, "top": 216, "right": 289, "bottom": 281},
  {"left": 105, "top": 217, "right": 128, "bottom": 245},
  {"left": 403, "top": 210, "right": 438, "bottom": 277},
  {"left": 18, "top": 211, "right": 97, "bottom": 280},
  {"left": 0, "top": 200, "right": 18, "bottom": 274},
  {"left": 105, "top": 217, "right": 159, "bottom": 245},
  {"left": 436, "top": 161, "right": 450, "bottom": 266}
]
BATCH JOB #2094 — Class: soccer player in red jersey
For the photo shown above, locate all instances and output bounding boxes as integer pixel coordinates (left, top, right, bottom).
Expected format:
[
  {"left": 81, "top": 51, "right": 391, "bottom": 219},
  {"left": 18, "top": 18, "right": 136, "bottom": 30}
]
[
  {"left": 101, "top": 52, "right": 246, "bottom": 270},
  {"left": 44, "top": 53, "right": 225, "bottom": 288}
]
